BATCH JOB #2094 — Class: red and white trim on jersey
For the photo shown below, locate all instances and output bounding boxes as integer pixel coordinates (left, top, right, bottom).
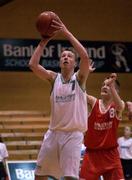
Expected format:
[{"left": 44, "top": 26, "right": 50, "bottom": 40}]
[{"left": 84, "top": 99, "right": 121, "bottom": 150}]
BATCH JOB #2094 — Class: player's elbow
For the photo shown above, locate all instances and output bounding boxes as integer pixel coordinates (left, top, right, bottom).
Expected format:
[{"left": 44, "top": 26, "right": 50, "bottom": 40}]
[
  {"left": 28, "top": 62, "right": 34, "bottom": 70},
  {"left": 117, "top": 101, "right": 125, "bottom": 112},
  {"left": 121, "top": 101, "right": 125, "bottom": 111},
  {"left": 28, "top": 61, "right": 37, "bottom": 71}
]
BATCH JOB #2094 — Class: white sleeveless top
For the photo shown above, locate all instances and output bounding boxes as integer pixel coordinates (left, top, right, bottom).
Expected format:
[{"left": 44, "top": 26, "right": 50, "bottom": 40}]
[
  {"left": 49, "top": 73, "right": 88, "bottom": 132},
  {"left": 0, "top": 142, "right": 8, "bottom": 162},
  {"left": 118, "top": 137, "right": 132, "bottom": 159}
]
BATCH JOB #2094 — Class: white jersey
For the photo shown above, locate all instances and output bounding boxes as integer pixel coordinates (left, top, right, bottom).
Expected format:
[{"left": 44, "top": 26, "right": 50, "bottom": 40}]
[
  {"left": 118, "top": 137, "right": 132, "bottom": 159},
  {"left": 49, "top": 73, "right": 88, "bottom": 132},
  {"left": 0, "top": 142, "right": 8, "bottom": 162}
]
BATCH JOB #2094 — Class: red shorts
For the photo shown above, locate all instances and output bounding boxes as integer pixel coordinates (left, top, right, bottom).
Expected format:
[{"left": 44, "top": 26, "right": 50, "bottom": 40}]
[{"left": 80, "top": 148, "right": 124, "bottom": 180}]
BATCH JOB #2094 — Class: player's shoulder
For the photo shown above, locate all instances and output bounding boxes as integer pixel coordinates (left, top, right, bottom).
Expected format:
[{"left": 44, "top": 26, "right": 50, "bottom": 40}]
[
  {"left": 0, "top": 142, "right": 6, "bottom": 148},
  {"left": 87, "top": 95, "right": 97, "bottom": 108}
]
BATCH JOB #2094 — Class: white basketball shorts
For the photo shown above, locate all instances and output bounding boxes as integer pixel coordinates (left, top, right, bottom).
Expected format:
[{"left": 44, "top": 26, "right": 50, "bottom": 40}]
[{"left": 35, "top": 130, "right": 83, "bottom": 179}]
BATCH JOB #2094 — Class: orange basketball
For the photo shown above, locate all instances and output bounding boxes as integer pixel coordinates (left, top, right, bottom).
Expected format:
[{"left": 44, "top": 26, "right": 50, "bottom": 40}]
[{"left": 36, "top": 11, "right": 59, "bottom": 38}]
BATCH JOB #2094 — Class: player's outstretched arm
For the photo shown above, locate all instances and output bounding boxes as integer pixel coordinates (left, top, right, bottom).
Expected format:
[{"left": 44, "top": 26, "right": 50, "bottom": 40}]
[
  {"left": 63, "top": 29, "right": 90, "bottom": 87},
  {"left": 63, "top": 30, "right": 90, "bottom": 81},
  {"left": 51, "top": 19, "right": 90, "bottom": 88},
  {"left": 29, "top": 39, "right": 57, "bottom": 83},
  {"left": 105, "top": 73, "right": 125, "bottom": 113},
  {"left": 126, "top": 101, "right": 132, "bottom": 120}
]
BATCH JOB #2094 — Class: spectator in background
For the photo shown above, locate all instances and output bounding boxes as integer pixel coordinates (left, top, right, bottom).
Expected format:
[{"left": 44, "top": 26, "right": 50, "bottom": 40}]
[
  {"left": 118, "top": 126, "right": 132, "bottom": 180},
  {"left": 0, "top": 135, "right": 9, "bottom": 180},
  {"left": 126, "top": 101, "right": 132, "bottom": 121}
]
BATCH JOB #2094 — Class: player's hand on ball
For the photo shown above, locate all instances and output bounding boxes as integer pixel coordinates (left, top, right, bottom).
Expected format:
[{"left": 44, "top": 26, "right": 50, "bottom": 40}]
[{"left": 50, "top": 18, "right": 69, "bottom": 36}]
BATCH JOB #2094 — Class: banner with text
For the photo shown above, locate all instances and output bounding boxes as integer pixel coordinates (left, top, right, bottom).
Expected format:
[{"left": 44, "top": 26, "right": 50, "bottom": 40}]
[
  {"left": 6, "top": 161, "right": 55, "bottom": 180},
  {"left": 6, "top": 161, "right": 36, "bottom": 180},
  {"left": 0, "top": 38, "right": 132, "bottom": 72}
]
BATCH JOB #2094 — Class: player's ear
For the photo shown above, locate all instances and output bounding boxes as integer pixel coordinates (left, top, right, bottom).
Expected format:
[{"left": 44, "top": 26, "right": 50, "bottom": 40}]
[
  {"left": 74, "top": 58, "right": 78, "bottom": 67},
  {"left": 74, "top": 62, "right": 77, "bottom": 67}
]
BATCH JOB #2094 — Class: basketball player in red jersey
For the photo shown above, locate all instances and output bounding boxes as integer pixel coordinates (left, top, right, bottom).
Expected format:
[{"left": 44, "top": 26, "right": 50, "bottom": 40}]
[{"left": 80, "top": 73, "right": 125, "bottom": 180}]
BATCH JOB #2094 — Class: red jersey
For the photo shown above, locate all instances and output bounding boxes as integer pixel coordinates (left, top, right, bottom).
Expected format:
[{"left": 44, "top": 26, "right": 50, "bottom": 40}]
[{"left": 84, "top": 99, "right": 121, "bottom": 150}]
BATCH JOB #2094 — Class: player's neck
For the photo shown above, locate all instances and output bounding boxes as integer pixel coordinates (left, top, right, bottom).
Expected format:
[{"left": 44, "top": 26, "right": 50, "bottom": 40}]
[
  {"left": 101, "top": 98, "right": 112, "bottom": 108},
  {"left": 124, "top": 135, "right": 130, "bottom": 139},
  {"left": 61, "top": 69, "right": 74, "bottom": 82}
]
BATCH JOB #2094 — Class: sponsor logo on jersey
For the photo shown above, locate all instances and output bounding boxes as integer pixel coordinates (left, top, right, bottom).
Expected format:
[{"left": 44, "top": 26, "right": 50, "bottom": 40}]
[{"left": 56, "top": 94, "right": 75, "bottom": 103}]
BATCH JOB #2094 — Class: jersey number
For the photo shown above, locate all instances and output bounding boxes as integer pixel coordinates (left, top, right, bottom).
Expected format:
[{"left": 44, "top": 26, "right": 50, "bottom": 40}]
[{"left": 109, "top": 108, "right": 115, "bottom": 118}]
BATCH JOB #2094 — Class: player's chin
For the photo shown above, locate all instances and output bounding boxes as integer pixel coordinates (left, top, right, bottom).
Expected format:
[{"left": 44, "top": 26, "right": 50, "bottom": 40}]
[{"left": 62, "top": 64, "right": 70, "bottom": 69}]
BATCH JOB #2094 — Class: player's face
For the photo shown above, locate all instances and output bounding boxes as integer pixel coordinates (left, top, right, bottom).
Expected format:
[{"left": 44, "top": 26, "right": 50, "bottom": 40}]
[
  {"left": 101, "top": 80, "right": 111, "bottom": 98},
  {"left": 124, "top": 126, "right": 131, "bottom": 137},
  {"left": 60, "top": 50, "right": 76, "bottom": 70}
]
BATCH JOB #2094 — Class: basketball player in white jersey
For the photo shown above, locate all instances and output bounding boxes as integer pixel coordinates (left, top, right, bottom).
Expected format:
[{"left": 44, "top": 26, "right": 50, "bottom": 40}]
[{"left": 29, "top": 17, "right": 90, "bottom": 180}]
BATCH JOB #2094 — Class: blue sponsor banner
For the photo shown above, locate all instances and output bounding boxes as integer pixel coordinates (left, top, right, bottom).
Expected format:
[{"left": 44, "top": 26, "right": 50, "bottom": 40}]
[
  {"left": 6, "top": 161, "right": 36, "bottom": 180},
  {"left": 6, "top": 161, "right": 55, "bottom": 180},
  {"left": 0, "top": 38, "right": 132, "bottom": 72}
]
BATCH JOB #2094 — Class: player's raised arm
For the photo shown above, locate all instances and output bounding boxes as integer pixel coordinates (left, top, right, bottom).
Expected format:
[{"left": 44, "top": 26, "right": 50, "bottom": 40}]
[
  {"left": 51, "top": 19, "right": 90, "bottom": 89},
  {"left": 105, "top": 73, "right": 125, "bottom": 113},
  {"left": 29, "top": 12, "right": 61, "bottom": 83},
  {"left": 29, "top": 39, "right": 57, "bottom": 83},
  {"left": 63, "top": 31, "right": 90, "bottom": 84},
  {"left": 63, "top": 31, "right": 90, "bottom": 88}
]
